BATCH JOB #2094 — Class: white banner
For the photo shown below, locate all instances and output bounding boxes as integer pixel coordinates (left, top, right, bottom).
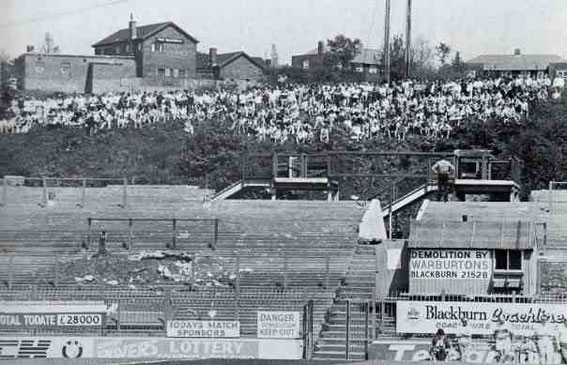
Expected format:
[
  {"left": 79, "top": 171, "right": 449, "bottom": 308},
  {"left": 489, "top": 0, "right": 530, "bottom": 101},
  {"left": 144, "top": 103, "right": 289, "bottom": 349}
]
[
  {"left": 397, "top": 301, "right": 567, "bottom": 335},
  {"left": 0, "top": 337, "right": 303, "bottom": 360},
  {"left": 257, "top": 311, "right": 300, "bottom": 339},
  {"left": 0, "top": 301, "right": 110, "bottom": 314},
  {"left": 409, "top": 249, "right": 491, "bottom": 280},
  {"left": 167, "top": 320, "right": 240, "bottom": 338}
]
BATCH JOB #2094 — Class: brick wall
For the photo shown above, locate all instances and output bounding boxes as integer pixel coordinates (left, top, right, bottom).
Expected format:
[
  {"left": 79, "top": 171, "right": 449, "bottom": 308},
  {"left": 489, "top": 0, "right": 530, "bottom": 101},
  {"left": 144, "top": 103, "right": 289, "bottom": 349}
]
[
  {"left": 141, "top": 26, "right": 197, "bottom": 79},
  {"left": 219, "top": 56, "right": 264, "bottom": 81},
  {"left": 18, "top": 53, "right": 136, "bottom": 93}
]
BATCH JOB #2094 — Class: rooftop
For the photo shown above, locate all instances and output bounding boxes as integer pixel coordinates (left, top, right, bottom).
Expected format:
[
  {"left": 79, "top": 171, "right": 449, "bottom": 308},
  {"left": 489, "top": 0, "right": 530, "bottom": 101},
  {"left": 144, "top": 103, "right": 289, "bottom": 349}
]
[
  {"left": 467, "top": 54, "right": 562, "bottom": 71},
  {"left": 92, "top": 21, "right": 199, "bottom": 47}
]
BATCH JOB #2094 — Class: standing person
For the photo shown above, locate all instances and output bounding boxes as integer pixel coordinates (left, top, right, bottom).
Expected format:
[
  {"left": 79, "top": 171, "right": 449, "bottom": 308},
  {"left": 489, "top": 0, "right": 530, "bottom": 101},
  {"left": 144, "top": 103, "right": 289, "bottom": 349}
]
[
  {"left": 430, "top": 328, "right": 452, "bottom": 362},
  {"left": 431, "top": 158, "right": 455, "bottom": 202},
  {"left": 457, "top": 318, "right": 473, "bottom": 362},
  {"left": 534, "top": 317, "right": 557, "bottom": 365},
  {"left": 494, "top": 318, "right": 514, "bottom": 363},
  {"left": 556, "top": 319, "right": 567, "bottom": 364}
]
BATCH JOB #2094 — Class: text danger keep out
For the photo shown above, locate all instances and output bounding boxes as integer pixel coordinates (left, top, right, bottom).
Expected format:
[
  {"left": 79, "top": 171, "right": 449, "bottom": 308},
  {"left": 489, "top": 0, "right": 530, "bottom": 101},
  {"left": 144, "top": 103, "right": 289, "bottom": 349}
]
[{"left": 259, "top": 313, "right": 297, "bottom": 337}]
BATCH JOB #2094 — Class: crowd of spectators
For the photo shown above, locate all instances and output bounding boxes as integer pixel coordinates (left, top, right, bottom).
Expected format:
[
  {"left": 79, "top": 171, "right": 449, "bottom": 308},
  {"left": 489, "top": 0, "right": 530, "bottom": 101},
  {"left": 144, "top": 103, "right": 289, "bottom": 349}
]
[{"left": 0, "top": 75, "right": 564, "bottom": 143}]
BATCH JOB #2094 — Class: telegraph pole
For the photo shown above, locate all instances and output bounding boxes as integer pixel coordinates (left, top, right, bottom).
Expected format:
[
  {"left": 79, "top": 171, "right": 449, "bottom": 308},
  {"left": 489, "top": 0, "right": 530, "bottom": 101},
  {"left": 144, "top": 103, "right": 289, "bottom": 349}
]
[
  {"left": 405, "top": 0, "right": 412, "bottom": 78},
  {"left": 384, "top": 0, "right": 391, "bottom": 84}
]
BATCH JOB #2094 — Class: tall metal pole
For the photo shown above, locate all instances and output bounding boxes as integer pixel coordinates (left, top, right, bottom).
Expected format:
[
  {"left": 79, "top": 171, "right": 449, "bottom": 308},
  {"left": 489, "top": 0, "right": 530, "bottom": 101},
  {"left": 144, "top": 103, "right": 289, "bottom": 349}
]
[
  {"left": 405, "top": 0, "right": 412, "bottom": 78},
  {"left": 384, "top": 0, "right": 391, "bottom": 84}
]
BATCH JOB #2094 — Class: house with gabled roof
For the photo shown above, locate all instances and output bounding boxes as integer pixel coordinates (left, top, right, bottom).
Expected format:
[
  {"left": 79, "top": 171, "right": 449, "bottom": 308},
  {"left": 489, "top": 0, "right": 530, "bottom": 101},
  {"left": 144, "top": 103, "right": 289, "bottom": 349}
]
[
  {"left": 92, "top": 15, "right": 199, "bottom": 78},
  {"left": 197, "top": 48, "right": 266, "bottom": 81},
  {"left": 466, "top": 49, "right": 562, "bottom": 78}
]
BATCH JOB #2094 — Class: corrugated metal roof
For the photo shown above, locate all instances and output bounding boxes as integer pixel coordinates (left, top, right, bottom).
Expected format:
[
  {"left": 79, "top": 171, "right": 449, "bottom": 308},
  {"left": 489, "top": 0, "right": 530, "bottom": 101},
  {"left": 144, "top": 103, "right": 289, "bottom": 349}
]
[
  {"left": 92, "top": 21, "right": 198, "bottom": 47},
  {"left": 351, "top": 48, "right": 381, "bottom": 66},
  {"left": 466, "top": 54, "right": 562, "bottom": 71},
  {"left": 408, "top": 220, "right": 535, "bottom": 249}
]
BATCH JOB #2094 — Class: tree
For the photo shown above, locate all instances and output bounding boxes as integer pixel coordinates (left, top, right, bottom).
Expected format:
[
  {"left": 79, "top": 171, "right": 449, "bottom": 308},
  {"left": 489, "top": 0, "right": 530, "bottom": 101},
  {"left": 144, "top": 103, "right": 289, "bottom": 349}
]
[
  {"left": 436, "top": 42, "right": 451, "bottom": 65},
  {"left": 326, "top": 34, "right": 362, "bottom": 69},
  {"left": 389, "top": 35, "right": 406, "bottom": 80},
  {"left": 410, "top": 37, "right": 435, "bottom": 77}
]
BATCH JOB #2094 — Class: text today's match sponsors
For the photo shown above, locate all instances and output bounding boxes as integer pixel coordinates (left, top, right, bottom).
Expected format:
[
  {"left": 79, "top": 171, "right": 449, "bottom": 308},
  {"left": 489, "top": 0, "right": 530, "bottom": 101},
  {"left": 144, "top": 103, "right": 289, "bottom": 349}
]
[
  {"left": 397, "top": 301, "right": 567, "bottom": 335},
  {"left": 166, "top": 320, "right": 240, "bottom": 338},
  {"left": 257, "top": 311, "right": 300, "bottom": 339},
  {"left": 409, "top": 249, "right": 491, "bottom": 280}
]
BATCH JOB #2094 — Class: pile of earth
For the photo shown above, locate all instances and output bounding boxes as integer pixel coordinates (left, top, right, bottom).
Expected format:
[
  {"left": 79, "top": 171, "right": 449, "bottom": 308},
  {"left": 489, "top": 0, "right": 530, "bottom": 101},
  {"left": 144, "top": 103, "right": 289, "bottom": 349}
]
[
  {"left": 540, "top": 261, "right": 567, "bottom": 294},
  {"left": 51, "top": 250, "right": 246, "bottom": 289}
]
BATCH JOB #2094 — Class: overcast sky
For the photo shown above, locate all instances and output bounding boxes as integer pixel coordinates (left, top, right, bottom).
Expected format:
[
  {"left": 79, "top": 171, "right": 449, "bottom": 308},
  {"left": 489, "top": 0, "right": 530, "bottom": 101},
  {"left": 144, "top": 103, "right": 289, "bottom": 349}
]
[{"left": 1, "top": 0, "right": 566, "bottom": 64}]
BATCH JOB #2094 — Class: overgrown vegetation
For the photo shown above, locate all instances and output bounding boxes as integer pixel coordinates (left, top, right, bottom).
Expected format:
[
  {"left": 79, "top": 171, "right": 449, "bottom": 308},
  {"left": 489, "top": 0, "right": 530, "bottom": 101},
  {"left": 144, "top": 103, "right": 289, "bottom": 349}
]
[{"left": 1, "top": 94, "right": 566, "bottom": 199}]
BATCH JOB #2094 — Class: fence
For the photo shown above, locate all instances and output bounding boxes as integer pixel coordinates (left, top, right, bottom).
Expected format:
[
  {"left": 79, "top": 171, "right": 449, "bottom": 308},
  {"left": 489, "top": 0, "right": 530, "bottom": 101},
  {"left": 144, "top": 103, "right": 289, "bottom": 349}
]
[{"left": 548, "top": 181, "right": 567, "bottom": 214}]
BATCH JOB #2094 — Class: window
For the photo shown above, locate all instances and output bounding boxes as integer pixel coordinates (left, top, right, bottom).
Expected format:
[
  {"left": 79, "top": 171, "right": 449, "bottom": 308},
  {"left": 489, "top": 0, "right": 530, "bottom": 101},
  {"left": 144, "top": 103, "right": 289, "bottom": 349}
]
[
  {"left": 302, "top": 59, "right": 310, "bottom": 70},
  {"left": 125, "top": 44, "right": 131, "bottom": 53},
  {"left": 173, "top": 68, "right": 179, "bottom": 77},
  {"left": 165, "top": 68, "right": 171, "bottom": 77},
  {"left": 557, "top": 70, "right": 567, "bottom": 79},
  {"left": 60, "top": 62, "right": 71, "bottom": 74},
  {"left": 355, "top": 65, "right": 364, "bottom": 73},
  {"left": 138, "top": 44, "right": 142, "bottom": 52},
  {"left": 178, "top": 69, "right": 186, "bottom": 78},
  {"left": 157, "top": 68, "right": 166, "bottom": 77},
  {"left": 115, "top": 46, "right": 121, "bottom": 54},
  {"left": 495, "top": 250, "right": 522, "bottom": 271},
  {"left": 369, "top": 66, "right": 378, "bottom": 74},
  {"left": 152, "top": 42, "right": 164, "bottom": 53}
]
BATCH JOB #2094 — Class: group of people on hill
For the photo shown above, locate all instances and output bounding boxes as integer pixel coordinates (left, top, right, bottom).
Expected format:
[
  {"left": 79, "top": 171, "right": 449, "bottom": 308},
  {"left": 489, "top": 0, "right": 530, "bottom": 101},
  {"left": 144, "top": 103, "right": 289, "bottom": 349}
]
[
  {"left": 430, "top": 318, "right": 567, "bottom": 364},
  {"left": 0, "top": 75, "right": 564, "bottom": 143}
]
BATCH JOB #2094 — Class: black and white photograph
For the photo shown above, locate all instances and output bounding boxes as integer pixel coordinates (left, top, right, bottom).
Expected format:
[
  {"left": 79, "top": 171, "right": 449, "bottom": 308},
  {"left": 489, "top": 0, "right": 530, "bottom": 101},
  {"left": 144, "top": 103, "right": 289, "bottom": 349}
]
[{"left": 0, "top": 0, "right": 566, "bottom": 364}]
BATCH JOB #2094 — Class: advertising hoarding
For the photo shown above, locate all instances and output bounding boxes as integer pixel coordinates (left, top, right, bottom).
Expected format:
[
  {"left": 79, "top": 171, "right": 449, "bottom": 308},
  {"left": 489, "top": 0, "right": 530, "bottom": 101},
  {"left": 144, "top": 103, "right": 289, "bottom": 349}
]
[
  {"left": 257, "top": 311, "right": 300, "bottom": 339},
  {"left": 397, "top": 301, "right": 567, "bottom": 335},
  {"left": 166, "top": 320, "right": 240, "bottom": 338}
]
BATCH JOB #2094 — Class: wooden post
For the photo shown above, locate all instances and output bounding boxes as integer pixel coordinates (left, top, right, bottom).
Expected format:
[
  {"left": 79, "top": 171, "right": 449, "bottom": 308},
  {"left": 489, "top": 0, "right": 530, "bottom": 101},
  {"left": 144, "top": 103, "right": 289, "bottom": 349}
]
[
  {"left": 364, "top": 301, "right": 370, "bottom": 360},
  {"left": 345, "top": 300, "right": 351, "bottom": 360},
  {"left": 213, "top": 219, "right": 219, "bottom": 250},
  {"left": 325, "top": 257, "right": 330, "bottom": 289},
  {"left": 171, "top": 219, "right": 177, "bottom": 249},
  {"left": 1, "top": 177, "right": 6, "bottom": 206},
  {"left": 128, "top": 218, "right": 133, "bottom": 250},
  {"left": 122, "top": 178, "right": 128, "bottom": 208},
  {"left": 42, "top": 177, "right": 47, "bottom": 206},
  {"left": 87, "top": 218, "right": 92, "bottom": 249},
  {"left": 235, "top": 250, "right": 241, "bottom": 321},
  {"left": 272, "top": 153, "right": 278, "bottom": 179},
  {"left": 80, "top": 178, "right": 86, "bottom": 207},
  {"left": 283, "top": 254, "right": 289, "bottom": 290},
  {"left": 8, "top": 255, "right": 14, "bottom": 289}
]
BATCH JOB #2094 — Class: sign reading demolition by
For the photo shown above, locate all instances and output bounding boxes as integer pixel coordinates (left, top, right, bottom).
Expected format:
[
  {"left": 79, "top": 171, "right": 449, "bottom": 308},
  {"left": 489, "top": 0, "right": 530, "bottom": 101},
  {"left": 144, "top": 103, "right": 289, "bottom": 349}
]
[
  {"left": 409, "top": 249, "right": 491, "bottom": 280},
  {"left": 397, "top": 301, "right": 567, "bottom": 335},
  {"left": 257, "top": 312, "right": 300, "bottom": 339},
  {"left": 167, "top": 321, "right": 240, "bottom": 338}
]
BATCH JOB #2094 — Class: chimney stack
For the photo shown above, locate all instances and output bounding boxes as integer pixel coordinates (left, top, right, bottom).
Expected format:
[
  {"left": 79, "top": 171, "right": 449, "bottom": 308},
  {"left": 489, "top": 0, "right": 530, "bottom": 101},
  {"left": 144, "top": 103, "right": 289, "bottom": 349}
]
[
  {"left": 514, "top": 48, "right": 521, "bottom": 56},
  {"left": 209, "top": 47, "right": 218, "bottom": 67},
  {"left": 317, "top": 41, "right": 324, "bottom": 55},
  {"left": 129, "top": 13, "right": 137, "bottom": 40}
]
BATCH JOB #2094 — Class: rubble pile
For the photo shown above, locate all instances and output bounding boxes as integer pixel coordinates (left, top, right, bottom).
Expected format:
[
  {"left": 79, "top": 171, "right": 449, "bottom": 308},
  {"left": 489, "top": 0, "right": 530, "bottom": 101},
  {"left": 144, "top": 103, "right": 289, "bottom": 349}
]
[
  {"left": 54, "top": 250, "right": 239, "bottom": 289},
  {"left": 540, "top": 262, "right": 567, "bottom": 294}
]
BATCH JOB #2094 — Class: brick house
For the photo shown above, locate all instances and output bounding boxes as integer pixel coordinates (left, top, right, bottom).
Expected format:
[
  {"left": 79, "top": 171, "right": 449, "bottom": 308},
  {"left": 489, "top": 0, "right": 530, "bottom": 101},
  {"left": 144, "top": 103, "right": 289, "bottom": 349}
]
[
  {"left": 291, "top": 41, "right": 328, "bottom": 70},
  {"left": 197, "top": 48, "right": 266, "bottom": 81},
  {"left": 350, "top": 48, "right": 381, "bottom": 81},
  {"left": 466, "top": 49, "right": 562, "bottom": 78},
  {"left": 92, "top": 16, "right": 199, "bottom": 79}
]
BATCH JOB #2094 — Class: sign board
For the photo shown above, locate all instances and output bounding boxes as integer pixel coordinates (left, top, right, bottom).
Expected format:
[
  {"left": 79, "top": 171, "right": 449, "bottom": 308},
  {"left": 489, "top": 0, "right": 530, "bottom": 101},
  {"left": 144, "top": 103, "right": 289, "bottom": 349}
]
[
  {"left": 257, "top": 311, "right": 300, "bottom": 339},
  {"left": 0, "top": 337, "right": 303, "bottom": 360},
  {"left": 0, "top": 302, "right": 109, "bottom": 329},
  {"left": 397, "top": 301, "right": 567, "bottom": 336},
  {"left": 370, "top": 340, "right": 562, "bottom": 364},
  {"left": 157, "top": 37, "right": 184, "bottom": 44},
  {"left": 409, "top": 249, "right": 491, "bottom": 280},
  {"left": 167, "top": 321, "right": 240, "bottom": 338}
]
